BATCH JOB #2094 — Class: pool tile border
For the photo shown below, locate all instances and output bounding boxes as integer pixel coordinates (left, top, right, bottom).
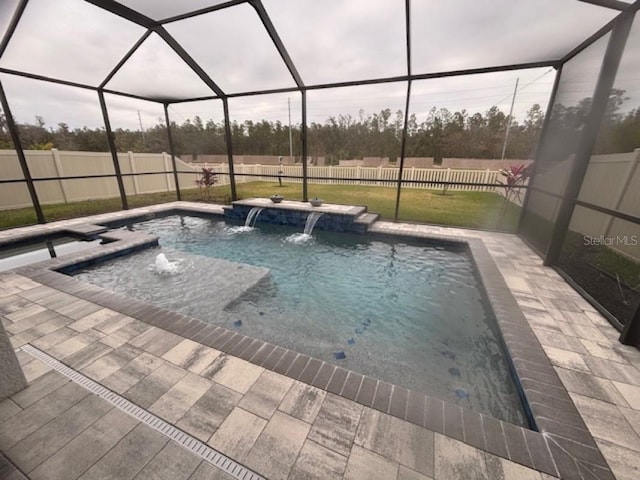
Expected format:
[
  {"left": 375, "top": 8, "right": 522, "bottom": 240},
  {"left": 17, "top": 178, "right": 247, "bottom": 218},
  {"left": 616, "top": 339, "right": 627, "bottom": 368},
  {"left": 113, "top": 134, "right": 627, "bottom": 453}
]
[{"left": 5, "top": 203, "right": 618, "bottom": 480}]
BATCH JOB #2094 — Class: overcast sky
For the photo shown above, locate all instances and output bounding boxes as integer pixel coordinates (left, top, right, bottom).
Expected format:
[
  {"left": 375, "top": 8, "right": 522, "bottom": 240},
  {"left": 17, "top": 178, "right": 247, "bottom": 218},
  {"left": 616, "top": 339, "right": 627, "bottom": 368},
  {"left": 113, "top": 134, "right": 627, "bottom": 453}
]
[{"left": 1, "top": 0, "right": 637, "bottom": 132}]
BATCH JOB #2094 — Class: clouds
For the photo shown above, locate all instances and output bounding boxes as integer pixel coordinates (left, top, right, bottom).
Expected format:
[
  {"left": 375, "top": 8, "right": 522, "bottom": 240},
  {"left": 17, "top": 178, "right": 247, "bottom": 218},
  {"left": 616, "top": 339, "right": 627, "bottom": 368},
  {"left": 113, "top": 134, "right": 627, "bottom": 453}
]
[
  {"left": 166, "top": 3, "right": 296, "bottom": 93},
  {"left": 262, "top": 0, "right": 407, "bottom": 84},
  {"left": 0, "top": 0, "right": 636, "bottom": 130},
  {"left": 0, "top": 0, "right": 144, "bottom": 86},
  {"left": 410, "top": 0, "right": 617, "bottom": 72}
]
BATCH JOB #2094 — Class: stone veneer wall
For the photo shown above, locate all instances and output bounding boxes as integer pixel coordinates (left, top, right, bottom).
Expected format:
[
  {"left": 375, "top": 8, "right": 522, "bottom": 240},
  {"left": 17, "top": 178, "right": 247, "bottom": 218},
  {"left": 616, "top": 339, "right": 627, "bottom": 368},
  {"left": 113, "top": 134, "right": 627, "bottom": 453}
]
[{"left": 224, "top": 205, "right": 366, "bottom": 234}]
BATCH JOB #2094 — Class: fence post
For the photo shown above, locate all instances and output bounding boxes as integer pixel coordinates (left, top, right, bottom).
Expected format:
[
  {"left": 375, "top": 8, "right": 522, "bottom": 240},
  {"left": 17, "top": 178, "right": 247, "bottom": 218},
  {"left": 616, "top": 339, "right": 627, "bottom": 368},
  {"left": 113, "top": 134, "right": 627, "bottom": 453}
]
[
  {"left": 162, "top": 152, "right": 173, "bottom": 191},
  {"left": 377, "top": 165, "right": 382, "bottom": 186},
  {"left": 483, "top": 169, "right": 491, "bottom": 192},
  {"left": 445, "top": 168, "right": 451, "bottom": 191},
  {"left": 128, "top": 151, "right": 139, "bottom": 195},
  {"left": 51, "top": 148, "right": 69, "bottom": 203},
  {"left": 329, "top": 165, "right": 333, "bottom": 185},
  {"left": 604, "top": 148, "right": 640, "bottom": 236}
]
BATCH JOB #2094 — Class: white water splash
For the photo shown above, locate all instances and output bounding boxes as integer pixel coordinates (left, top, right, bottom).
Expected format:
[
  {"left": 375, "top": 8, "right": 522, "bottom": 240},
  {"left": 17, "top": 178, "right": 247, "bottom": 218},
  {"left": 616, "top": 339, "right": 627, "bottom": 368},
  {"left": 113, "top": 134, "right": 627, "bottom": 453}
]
[
  {"left": 225, "top": 225, "right": 255, "bottom": 234},
  {"left": 285, "top": 233, "right": 313, "bottom": 244},
  {"left": 154, "top": 253, "right": 179, "bottom": 274}
]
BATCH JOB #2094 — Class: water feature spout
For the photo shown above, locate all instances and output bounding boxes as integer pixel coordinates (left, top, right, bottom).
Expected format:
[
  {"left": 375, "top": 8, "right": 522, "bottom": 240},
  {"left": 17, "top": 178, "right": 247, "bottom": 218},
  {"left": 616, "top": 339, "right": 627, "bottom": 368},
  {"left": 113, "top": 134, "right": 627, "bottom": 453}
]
[
  {"left": 245, "top": 207, "right": 264, "bottom": 227},
  {"left": 284, "top": 212, "right": 324, "bottom": 243},
  {"left": 155, "top": 253, "right": 179, "bottom": 274},
  {"left": 304, "top": 212, "right": 324, "bottom": 235}
]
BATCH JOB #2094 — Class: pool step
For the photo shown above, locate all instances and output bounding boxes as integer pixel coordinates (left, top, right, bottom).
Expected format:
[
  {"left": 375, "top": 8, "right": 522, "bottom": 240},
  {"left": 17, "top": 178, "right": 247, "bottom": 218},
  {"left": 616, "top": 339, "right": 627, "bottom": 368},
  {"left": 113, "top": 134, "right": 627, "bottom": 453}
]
[
  {"left": 354, "top": 212, "right": 380, "bottom": 232},
  {"left": 64, "top": 223, "right": 109, "bottom": 240}
]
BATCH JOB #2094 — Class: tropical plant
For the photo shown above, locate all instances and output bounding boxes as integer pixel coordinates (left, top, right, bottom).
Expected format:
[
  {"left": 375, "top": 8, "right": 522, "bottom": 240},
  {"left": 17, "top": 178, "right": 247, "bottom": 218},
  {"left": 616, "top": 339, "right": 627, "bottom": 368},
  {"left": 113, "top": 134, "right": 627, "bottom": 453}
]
[
  {"left": 195, "top": 167, "right": 217, "bottom": 200},
  {"left": 497, "top": 163, "right": 530, "bottom": 227}
]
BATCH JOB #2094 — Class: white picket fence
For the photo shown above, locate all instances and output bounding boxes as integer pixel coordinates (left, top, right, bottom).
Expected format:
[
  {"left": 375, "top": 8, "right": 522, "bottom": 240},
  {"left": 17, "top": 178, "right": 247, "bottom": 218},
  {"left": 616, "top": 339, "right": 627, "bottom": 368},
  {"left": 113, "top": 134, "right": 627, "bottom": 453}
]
[{"left": 196, "top": 164, "right": 501, "bottom": 192}]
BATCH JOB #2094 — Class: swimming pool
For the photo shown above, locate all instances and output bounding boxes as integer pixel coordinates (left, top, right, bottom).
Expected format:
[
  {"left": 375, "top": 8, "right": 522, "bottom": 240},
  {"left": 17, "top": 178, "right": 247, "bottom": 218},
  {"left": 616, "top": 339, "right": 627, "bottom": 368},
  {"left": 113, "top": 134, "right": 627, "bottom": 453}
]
[{"left": 75, "top": 215, "right": 527, "bottom": 425}]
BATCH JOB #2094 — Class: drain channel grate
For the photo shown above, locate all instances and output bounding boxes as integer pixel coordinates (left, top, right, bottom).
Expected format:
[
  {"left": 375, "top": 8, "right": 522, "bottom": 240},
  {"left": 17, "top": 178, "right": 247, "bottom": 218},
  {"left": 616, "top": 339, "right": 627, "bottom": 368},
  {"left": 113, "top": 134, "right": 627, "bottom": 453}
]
[{"left": 20, "top": 345, "right": 264, "bottom": 480}]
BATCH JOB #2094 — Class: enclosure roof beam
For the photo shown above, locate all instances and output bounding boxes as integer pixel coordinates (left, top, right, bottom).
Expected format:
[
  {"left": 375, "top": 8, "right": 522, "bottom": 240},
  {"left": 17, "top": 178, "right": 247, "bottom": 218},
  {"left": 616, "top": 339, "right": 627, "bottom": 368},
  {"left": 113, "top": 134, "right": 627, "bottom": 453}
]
[
  {"left": 85, "top": 0, "right": 227, "bottom": 98},
  {"left": 84, "top": 0, "right": 157, "bottom": 29},
  {"left": 249, "top": 0, "right": 304, "bottom": 89},
  {"left": 160, "top": 0, "right": 249, "bottom": 25},
  {"left": 153, "top": 26, "right": 227, "bottom": 98},
  {"left": 564, "top": 1, "right": 640, "bottom": 64},
  {"left": 166, "top": 59, "right": 560, "bottom": 105},
  {"left": 100, "top": 30, "right": 152, "bottom": 90},
  {"left": 3, "top": 56, "right": 558, "bottom": 107},
  {"left": 0, "top": 0, "right": 28, "bottom": 59},
  {"left": 307, "top": 60, "right": 560, "bottom": 91},
  {"left": 578, "top": 0, "right": 632, "bottom": 11},
  {"left": 0, "top": 67, "right": 163, "bottom": 103}
]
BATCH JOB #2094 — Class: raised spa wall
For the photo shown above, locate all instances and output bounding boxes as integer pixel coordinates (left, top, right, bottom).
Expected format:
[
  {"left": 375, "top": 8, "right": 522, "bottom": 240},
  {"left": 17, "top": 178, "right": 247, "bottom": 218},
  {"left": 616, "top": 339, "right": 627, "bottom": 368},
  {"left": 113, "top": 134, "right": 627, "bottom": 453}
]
[{"left": 223, "top": 198, "right": 379, "bottom": 234}]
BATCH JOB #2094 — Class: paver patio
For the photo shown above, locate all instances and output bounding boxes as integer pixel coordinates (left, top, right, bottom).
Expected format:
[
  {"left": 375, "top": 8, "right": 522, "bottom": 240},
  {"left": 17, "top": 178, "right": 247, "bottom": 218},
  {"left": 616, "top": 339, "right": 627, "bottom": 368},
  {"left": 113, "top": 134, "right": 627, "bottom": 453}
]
[{"left": 0, "top": 203, "right": 638, "bottom": 479}]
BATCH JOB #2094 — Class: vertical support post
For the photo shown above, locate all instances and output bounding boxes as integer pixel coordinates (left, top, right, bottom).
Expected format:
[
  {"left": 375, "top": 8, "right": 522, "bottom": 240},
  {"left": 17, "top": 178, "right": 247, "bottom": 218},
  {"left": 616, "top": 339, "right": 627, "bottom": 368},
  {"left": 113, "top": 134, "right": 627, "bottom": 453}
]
[
  {"left": 222, "top": 98, "right": 237, "bottom": 201},
  {"left": 394, "top": 80, "right": 412, "bottom": 221},
  {"left": 394, "top": 0, "right": 412, "bottom": 221},
  {"left": 163, "top": 104, "right": 182, "bottom": 201},
  {"left": 620, "top": 300, "right": 640, "bottom": 346},
  {"left": 301, "top": 90, "right": 309, "bottom": 201},
  {"left": 98, "top": 90, "right": 128, "bottom": 210},
  {"left": 0, "top": 80, "right": 45, "bottom": 223},
  {"left": 544, "top": 11, "right": 634, "bottom": 266},
  {"left": 517, "top": 66, "right": 563, "bottom": 233}
]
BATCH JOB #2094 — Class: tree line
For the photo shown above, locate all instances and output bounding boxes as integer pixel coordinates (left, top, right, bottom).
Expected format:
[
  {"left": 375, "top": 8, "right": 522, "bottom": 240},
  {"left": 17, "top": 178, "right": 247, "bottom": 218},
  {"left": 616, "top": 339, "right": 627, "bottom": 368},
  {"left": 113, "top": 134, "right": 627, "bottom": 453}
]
[{"left": 1, "top": 92, "right": 638, "bottom": 163}]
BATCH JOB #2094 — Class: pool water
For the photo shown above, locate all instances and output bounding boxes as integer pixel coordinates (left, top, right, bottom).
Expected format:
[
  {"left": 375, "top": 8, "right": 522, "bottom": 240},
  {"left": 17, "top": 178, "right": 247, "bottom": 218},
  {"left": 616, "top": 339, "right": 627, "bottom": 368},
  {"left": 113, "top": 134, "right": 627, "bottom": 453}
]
[
  {"left": 75, "top": 215, "right": 527, "bottom": 425},
  {"left": 0, "top": 237, "right": 102, "bottom": 273}
]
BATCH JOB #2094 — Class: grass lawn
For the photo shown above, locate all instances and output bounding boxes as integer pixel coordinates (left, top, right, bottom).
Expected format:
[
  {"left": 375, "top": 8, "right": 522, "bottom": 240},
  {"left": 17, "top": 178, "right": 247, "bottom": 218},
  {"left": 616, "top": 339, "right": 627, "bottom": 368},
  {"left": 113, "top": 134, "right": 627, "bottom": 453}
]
[{"left": 0, "top": 182, "right": 520, "bottom": 232}]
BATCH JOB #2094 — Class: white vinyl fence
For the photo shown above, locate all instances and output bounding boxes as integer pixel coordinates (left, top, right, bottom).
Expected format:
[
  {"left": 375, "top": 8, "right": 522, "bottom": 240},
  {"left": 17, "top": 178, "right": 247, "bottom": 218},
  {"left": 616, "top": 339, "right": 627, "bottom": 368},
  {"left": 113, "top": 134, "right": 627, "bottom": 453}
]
[
  {"left": 526, "top": 148, "right": 639, "bottom": 260},
  {"left": 0, "top": 149, "right": 197, "bottom": 209},
  {"left": 0, "top": 149, "right": 523, "bottom": 211},
  {"left": 198, "top": 163, "right": 501, "bottom": 192}
]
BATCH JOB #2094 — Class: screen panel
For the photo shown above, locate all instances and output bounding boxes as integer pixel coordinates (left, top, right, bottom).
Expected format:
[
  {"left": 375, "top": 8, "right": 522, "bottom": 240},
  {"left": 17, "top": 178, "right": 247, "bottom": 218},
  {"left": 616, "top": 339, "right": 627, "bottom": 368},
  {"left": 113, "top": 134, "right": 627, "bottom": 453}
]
[
  {"left": 167, "top": 4, "right": 296, "bottom": 94},
  {"left": 166, "top": 100, "right": 229, "bottom": 202},
  {"left": 0, "top": 99, "right": 39, "bottom": 229},
  {"left": 0, "top": 0, "right": 145, "bottom": 86},
  {"left": 227, "top": 92, "right": 303, "bottom": 201},
  {"left": 558, "top": 205, "right": 639, "bottom": 328},
  {"left": 520, "top": 32, "right": 611, "bottom": 253},
  {"left": 262, "top": 0, "right": 407, "bottom": 85},
  {"left": 412, "top": 0, "right": 617, "bottom": 74},
  {"left": 105, "top": 33, "right": 214, "bottom": 101},
  {"left": 115, "top": 0, "right": 231, "bottom": 21},
  {"left": 306, "top": 82, "right": 407, "bottom": 212},
  {"left": 579, "top": 14, "right": 640, "bottom": 219}
]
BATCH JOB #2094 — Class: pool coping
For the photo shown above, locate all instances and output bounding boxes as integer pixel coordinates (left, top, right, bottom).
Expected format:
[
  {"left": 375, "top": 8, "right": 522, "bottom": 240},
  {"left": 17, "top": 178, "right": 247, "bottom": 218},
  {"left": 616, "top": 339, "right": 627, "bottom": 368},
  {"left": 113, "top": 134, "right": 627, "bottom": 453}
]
[{"left": 4, "top": 203, "right": 615, "bottom": 480}]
